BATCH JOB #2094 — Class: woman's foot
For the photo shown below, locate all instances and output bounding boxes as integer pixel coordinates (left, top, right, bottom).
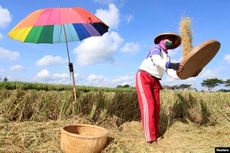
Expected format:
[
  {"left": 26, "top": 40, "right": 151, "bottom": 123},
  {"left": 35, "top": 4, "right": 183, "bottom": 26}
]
[{"left": 147, "top": 140, "right": 157, "bottom": 144}]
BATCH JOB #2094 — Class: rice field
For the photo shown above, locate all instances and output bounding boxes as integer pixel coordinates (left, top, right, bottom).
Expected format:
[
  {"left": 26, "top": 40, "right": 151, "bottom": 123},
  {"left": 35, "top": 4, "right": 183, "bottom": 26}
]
[{"left": 0, "top": 82, "right": 229, "bottom": 152}]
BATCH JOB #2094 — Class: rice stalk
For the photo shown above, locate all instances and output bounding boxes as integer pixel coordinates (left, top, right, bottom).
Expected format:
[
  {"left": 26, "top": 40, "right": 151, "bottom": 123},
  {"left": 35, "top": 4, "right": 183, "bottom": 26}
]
[
  {"left": 108, "top": 91, "right": 139, "bottom": 122},
  {"left": 89, "top": 104, "right": 97, "bottom": 120},
  {"left": 0, "top": 88, "right": 229, "bottom": 125},
  {"left": 179, "top": 16, "right": 193, "bottom": 58},
  {"left": 86, "top": 92, "right": 108, "bottom": 121},
  {"left": 59, "top": 92, "right": 72, "bottom": 119}
]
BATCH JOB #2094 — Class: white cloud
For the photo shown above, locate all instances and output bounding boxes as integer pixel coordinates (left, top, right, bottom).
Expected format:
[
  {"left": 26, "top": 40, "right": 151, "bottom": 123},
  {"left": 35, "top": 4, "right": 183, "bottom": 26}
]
[
  {"left": 72, "top": 73, "right": 136, "bottom": 87},
  {"left": 86, "top": 73, "right": 133, "bottom": 87},
  {"left": 224, "top": 54, "right": 230, "bottom": 63},
  {"left": 10, "top": 65, "right": 25, "bottom": 71},
  {"left": 96, "top": 3, "right": 119, "bottom": 29},
  {"left": 36, "top": 69, "right": 50, "bottom": 79},
  {"left": 200, "top": 69, "right": 218, "bottom": 79},
  {"left": 52, "top": 73, "right": 69, "bottom": 83},
  {"left": 163, "top": 75, "right": 196, "bottom": 85},
  {"left": 74, "top": 31, "right": 123, "bottom": 66},
  {"left": 160, "top": 74, "right": 201, "bottom": 90},
  {"left": 36, "top": 55, "right": 66, "bottom": 67},
  {"left": 74, "top": 73, "right": 136, "bottom": 87},
  {"left": 0, "top": 47, "right": 19, "bottom": 60},
  {"left": 0, "top": 33, "right": 3, "bottom": 40},
  {"left": 112, "top": 73, "right": 135, "bottom": 86},
  {"left": 0, "top": 6, "right": 12, "bottom": 28},
  {"left": 94, "top": 0, "right": 115, "bottom": 4},
  {"left": 34, "top": 69, "right": 71, "bottom": 84},
  {"left": 121, "top": 42, "right": 140, "bottom": 53},
  {"left": 87, "top": 74, "right": 106, "bottom": 84},
  {"left": 125, "top": 14, "right": 133, "bottom": 24},
  {"left": 0, "top": 68, "right": 5, "bottom": 73}
]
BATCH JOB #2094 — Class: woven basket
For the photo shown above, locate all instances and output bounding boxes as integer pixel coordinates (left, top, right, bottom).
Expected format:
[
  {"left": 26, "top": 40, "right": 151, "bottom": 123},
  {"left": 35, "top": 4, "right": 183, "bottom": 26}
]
[
  {"left": 61, "top": 124, "right": 108, "bottom": 153},
  {"left": 177, "top": 40, "right": 220, "bottom": 79}
]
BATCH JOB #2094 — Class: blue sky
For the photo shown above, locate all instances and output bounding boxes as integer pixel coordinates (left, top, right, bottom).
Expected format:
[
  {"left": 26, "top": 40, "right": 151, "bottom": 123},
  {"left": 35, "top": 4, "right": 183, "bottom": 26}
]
[{"left": 0, "top": 0, "right": 229, "bottom": 90}]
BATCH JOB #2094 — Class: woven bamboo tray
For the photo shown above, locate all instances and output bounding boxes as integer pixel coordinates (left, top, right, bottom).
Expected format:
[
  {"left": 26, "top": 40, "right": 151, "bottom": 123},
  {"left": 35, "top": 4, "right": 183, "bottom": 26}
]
[{"left": 177, "top": 40, "right": 220, "bottom": 79}]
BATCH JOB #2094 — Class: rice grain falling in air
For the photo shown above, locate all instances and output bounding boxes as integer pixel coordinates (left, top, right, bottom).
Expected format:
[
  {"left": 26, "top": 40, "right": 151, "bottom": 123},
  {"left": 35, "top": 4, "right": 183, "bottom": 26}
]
[{"left": 179, "top": 17, "right": 193, "bottom": 58}]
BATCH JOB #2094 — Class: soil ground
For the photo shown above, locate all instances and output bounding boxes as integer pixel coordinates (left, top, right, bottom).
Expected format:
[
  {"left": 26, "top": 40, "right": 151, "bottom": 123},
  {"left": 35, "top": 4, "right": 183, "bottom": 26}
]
[{"left": 0, "top": 116, "right": 229, "bottom": 153}]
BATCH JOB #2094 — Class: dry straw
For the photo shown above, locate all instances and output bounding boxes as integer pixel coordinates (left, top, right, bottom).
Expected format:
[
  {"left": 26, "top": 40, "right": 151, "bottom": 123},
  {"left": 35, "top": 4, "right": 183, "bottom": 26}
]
[
  {"left": 1, "top": 87, "right": 230, "bottom": 152},
  {"left": 179, "top": 17, "right": 193, "bottom": 58}
]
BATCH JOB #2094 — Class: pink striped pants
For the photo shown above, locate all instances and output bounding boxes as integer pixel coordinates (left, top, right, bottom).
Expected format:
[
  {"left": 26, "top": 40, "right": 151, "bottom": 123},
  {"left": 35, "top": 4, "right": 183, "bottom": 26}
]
[{"left": 136, "top": 70, "right": 161, "bottom": 142}]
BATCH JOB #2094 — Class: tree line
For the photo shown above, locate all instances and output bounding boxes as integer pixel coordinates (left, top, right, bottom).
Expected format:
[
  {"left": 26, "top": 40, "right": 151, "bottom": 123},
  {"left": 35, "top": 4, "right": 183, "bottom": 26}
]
[
  {"left": 1, "top": 76, "right": 229, "bottom": 91},
  {"left": 165, "top": 78, "right": 230, "bottom": 91},
  {"left": 116, "top": 78, "right": 230, "bottom": 92},
  {"left": 201, "top": 78, "right": 230, "bottom": 91}
]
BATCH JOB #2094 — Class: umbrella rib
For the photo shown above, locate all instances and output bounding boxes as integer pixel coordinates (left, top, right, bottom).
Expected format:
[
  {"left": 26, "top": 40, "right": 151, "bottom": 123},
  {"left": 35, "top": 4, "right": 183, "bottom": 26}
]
[
  {"left": 62, "top": 24, "right": 71, "bottom": 64},
  {"left": 58, "top": 7, "right": 71, "bottom": 64}
]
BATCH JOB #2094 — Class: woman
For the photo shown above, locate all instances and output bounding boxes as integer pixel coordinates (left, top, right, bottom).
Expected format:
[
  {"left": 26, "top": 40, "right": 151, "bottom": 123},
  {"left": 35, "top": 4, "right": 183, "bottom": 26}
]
[{"left": 136, "top": 33, "right": 183, "bottom": 143}]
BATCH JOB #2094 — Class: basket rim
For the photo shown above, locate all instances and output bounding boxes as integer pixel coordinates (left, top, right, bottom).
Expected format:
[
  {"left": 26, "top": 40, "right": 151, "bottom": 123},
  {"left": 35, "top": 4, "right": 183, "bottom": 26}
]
[
  {"left": 177, "top": 40, "right": 220, "bottom": 79},
  {"left": 61, "top": 124, "right": 108, "bottom": 139}
]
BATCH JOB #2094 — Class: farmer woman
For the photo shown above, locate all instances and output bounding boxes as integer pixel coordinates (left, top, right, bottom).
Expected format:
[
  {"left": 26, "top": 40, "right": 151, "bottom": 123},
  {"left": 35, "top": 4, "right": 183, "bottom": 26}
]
[{"left": 136, "top": 33, "right": 184, "bottom": 143}]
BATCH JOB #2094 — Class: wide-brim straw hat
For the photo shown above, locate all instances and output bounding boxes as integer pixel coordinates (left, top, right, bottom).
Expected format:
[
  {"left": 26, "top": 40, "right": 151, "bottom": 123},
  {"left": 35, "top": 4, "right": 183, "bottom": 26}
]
[{"left": 154, "top": 33, "right": 182, "bottom": 49}]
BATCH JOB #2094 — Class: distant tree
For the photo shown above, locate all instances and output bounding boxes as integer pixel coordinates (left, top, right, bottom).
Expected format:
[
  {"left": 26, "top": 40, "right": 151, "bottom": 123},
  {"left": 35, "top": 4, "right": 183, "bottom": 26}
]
[
  {"left": 171, "top": 85, "right": 178, "bottom": 90},
  {"left": 201, "top": 78, "right": 223, "bottom": 91},
  {"left": 3, "top": 77, "right": 8, "bottom": 82},
  {"left": 225, "top": 79, "right": 230, "bottom": 88},
  {"left": 116, "top": 84, "right": 130, "bottom": 88},
  {"left": 162, "top": 84, "right": 192, "bottom": 90},
  {"left": 178, "top": 84, "right": 192, "bottom": 89},
  {"left": 162, "top": 85, "right": 175, "bottom": 90},
  {"left": 123, "top": 84, "right": 130, "bottom": 88}
]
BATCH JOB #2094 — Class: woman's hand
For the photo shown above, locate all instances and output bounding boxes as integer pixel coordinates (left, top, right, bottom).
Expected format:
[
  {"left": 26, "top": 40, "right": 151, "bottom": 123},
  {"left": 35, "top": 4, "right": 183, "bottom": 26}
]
[{"left": 177, "top": 64, "right": 184, "bottom": 73}]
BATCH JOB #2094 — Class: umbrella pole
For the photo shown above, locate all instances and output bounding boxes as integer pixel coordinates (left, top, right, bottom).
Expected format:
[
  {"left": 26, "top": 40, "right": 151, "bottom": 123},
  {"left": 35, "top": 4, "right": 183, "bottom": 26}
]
[
  {"left": 63, "top": 25, "right": 77, "bottom": 105},
  {"left": 68, "top": 63, "right": 77, "bottom": 101}
]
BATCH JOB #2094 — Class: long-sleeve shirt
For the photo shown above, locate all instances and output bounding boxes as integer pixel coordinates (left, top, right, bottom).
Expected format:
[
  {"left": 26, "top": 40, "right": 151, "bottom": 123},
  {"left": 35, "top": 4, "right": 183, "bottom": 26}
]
[{"left": 139, "top": 44, "right": 179, "bottom": 79}]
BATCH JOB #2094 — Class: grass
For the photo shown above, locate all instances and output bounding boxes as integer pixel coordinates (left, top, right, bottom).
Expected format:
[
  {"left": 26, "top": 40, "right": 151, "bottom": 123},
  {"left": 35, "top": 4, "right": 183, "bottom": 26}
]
[
  {"left": 0, "top": 87, "right": 229, "bottom": 125},
  {"left": 0, "top": 81, "right": 135, "bottom": 92},
  {"left": 0, "top": 82, "right": 229, "bottom": 152}
]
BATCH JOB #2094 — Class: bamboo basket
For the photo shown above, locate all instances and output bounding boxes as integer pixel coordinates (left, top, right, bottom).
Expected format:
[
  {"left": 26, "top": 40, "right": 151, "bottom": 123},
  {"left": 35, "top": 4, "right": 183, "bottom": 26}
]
[{"left": 61, "top": 124, "right": 108, "bottom": 153}]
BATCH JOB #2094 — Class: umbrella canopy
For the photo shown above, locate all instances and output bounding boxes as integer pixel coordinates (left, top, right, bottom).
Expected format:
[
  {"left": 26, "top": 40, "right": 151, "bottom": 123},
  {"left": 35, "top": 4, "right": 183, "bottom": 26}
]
[
  {"left": 8, "top": 7, "right": 109, "bottom": 43},
  {"left": 8, "top": 7, "right": 109, "bottom": 102}
]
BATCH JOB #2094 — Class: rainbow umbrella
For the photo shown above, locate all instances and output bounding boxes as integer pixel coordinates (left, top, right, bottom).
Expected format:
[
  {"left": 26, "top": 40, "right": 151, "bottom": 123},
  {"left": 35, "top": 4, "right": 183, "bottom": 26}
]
[{"left": 8, "top": 7, "right": 109, "bottom": 101}]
